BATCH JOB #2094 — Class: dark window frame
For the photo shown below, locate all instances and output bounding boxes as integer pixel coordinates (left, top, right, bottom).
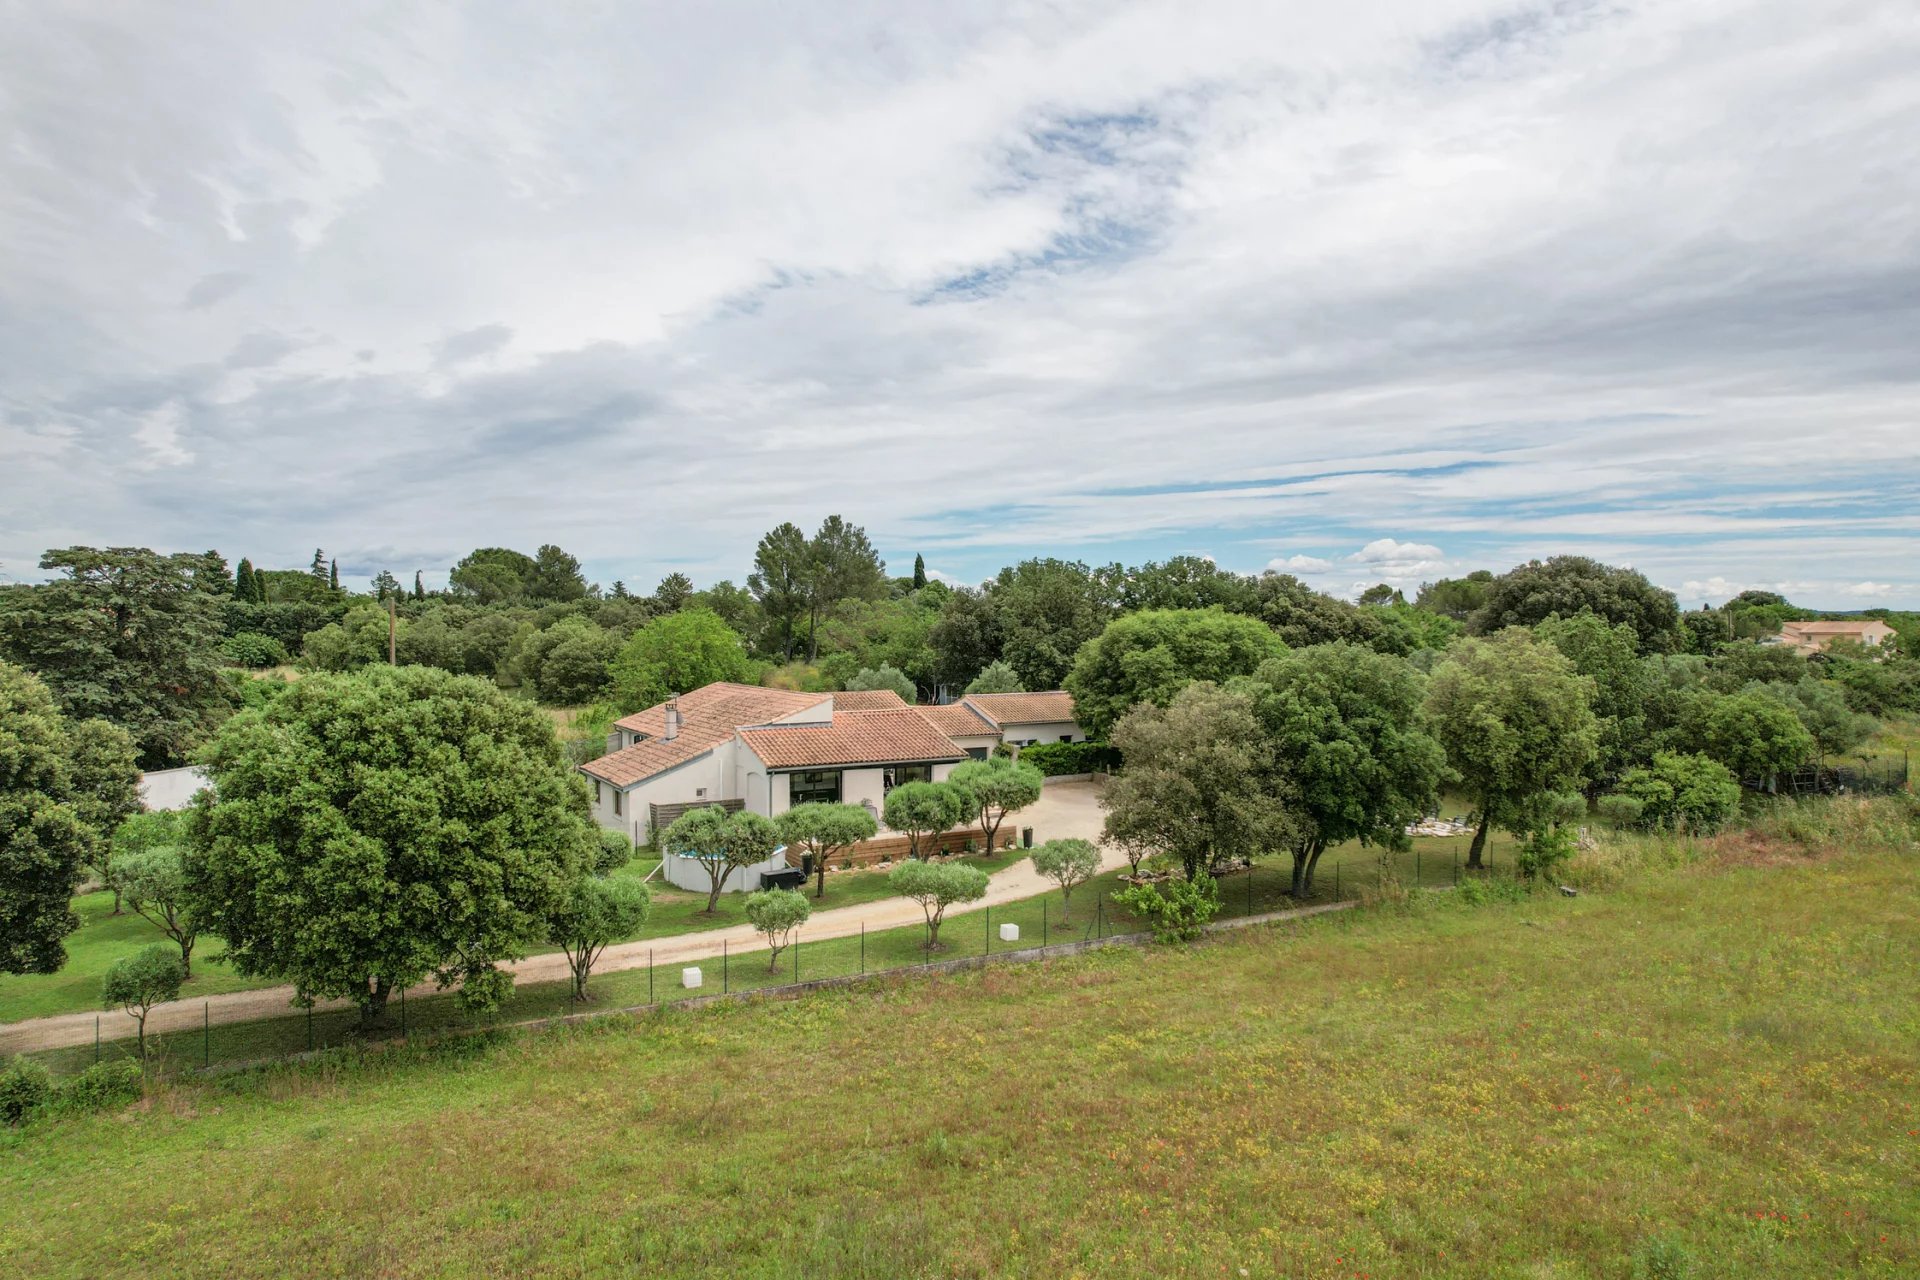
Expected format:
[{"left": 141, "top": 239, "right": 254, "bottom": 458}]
[{"left": 790, "top": 769, "right": 842, "bottom": 806}]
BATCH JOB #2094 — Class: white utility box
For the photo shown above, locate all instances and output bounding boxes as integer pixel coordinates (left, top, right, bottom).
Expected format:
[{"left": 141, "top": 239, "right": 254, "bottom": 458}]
[
  {"left": 681, "top": 966, "right": 703, "bottom": 989},
  {"left": 998, "top": 923, "right": 1020, "bottom": 943}
]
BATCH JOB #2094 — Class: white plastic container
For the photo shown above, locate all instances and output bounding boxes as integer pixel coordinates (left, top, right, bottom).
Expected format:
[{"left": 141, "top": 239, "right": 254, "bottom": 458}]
[
  {"left": 681, "top": 966, "right": 703, "bottom": 989},
  {"left": 998, "top": 923, "right": 1020, "bottom": 943}
]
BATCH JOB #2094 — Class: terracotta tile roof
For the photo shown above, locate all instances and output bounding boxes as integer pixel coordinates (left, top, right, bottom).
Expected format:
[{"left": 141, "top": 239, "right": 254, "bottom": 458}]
[
  {"left": 961, "top": 691, "right": 1079, "bottom": 727},
  {"left": 832, "top": 689, "right": 910, "bottom": 711},
  {"left": 1779, "top": 620, "right": 1891, "bottom": 635},
  {"left": 585, "top": 684, "right": 829, "bottom": 787},
  {"left": 914, "top": 702, "right": 1001, "bottom": 738},
  {"left": 740, "top": 709, "right": 966, "bottom": 770}
]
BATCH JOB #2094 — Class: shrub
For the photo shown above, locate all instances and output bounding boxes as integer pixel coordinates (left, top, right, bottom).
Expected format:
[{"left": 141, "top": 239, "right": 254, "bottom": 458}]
[
  {"left": 844, "top": 664, "right": 915, "bottom": 703},
  {"left": 1013, "top": 740, "right": 1119, "bottom": 777},
  {"left": 1112, "top": 873, "right": 1220, "bottom": 942},
  {"left": 594, "top": 830, "right": 634, "bottom": 876},
  {"left": 1516, "top": 821, "right": 1579, "bottom": 881},
  {"left": 0, "top": 1057, "right": 54, "bottom": 1126},
  {"left": 1455, "top": 875, "right": 1531, "bottom": 907},
  {"left": 221, "top": 630, "right": 288, "bottom": 668},
  {"left": 1618, "top": 752, "right": 1741, "bottom": 833},
  {"left": 55, "top": 1059, "right": 144, "bottom": 1115},
  {"left": 1595, "top": 794, "right": 1646, "bottom": 829},
  {"left": 1631, "top": 1235, "right": 1696, "bottom": 1280}
]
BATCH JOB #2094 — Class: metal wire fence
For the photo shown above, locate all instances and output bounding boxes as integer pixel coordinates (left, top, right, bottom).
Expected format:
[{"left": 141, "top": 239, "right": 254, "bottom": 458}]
[{"left": 27, "top": 840, "right": 1498, "bottom": 1079}]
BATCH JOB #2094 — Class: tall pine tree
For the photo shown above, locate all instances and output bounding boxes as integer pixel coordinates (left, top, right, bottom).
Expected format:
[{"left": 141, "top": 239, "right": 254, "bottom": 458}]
[
  {"left": 913, "top": 554, "right": 927, "bottom": 590},
  {"left": 412, "top": 571, "right": 425, "bottom": 601},
  {"left": 309, "top": 549, "right": 328, "bottom": 585}
]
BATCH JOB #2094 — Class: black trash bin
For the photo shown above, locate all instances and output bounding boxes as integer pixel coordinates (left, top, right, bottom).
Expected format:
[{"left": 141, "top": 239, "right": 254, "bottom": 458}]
[{"left": 1021, "top": 826, "right": 1034, "bottom": 848}]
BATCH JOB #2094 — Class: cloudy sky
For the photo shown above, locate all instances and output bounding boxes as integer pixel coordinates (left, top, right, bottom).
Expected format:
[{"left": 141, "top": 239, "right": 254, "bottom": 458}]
[{"left": 3, "top": 1, "right": 1916, "bottom": 606}]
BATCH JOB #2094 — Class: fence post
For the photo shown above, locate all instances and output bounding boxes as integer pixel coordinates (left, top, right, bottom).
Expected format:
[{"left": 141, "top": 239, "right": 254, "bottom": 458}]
[
  {"left": 204, "top": 1001, "right": 210, "bottom": 1068},
  {"left": 1335, "top": 861, "right": 1341, "bottom": 899},
  {"left": 306, "top": 1003, "right": 313, "bottom": 1051},
  {"left": 95, "top": 1015, "right": 101, "bottom": 1064},
  {"left": 1097, "top": 895, "right": 1103, "bottom": 939},
  {"left": 400, "top": 986, "right": 407, "bottom": 1038},
  {"left": 985, "top": 906, "right": 990, "bottom": 955},
  {"left": 1417, "top": 848, "right": 1421, "bottom": 884},
  {"left": 794, "top": 934, "right": 799, "bottom": 983},
  {"left": 648, "top": 949, "right": 654, "bottom": 1005},
  {"left": 1247, "top": 865, "right": 1254, "bottom": 916},
  {"left": 1042, "top": 899, "right": 1048, "bottom": 948},
  {"left": 723, "top": 939, "right": 729, "bottom": 994},
  {"left": 860, "top": 923, "right": 865, "bottom": 974}
]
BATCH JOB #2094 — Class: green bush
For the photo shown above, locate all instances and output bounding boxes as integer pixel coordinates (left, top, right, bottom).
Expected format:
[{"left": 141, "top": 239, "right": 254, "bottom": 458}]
[
  {"left": 1455, "top": 875, "right": 1530, "bottom": 907},
  {"left": 55, "top": 1059, "right": 144, "bottom": 1115},
  {"left": 221, "top": 630, "right": 289, "bottom": 668},
  {"left": 1013, "top": 740, "right": 1119, "bottom": 777},
  {"left": 1631, "top": 1235, "right": 1695, "bottom": 1280},
  {"left": 0, "top": 1057, "right": 54, "bottom": 1126},
  {"left": 1111, "top": 874, "right": 1220, "bottom": 942},
  {"left": 1595, "top": 794, "right": 1646, "bottom": 828},
  {"left": 594, "top": 830, "right": 634, "bottom": 875},
  {"left": 1617, "top": 752, "right": 1741, "bottom": 833}
]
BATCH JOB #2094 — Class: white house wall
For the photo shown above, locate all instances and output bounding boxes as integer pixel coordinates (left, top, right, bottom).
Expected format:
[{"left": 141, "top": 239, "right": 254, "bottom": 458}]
[{"left": 1002, "top": 719, "right": 1083, "bottom": 747}]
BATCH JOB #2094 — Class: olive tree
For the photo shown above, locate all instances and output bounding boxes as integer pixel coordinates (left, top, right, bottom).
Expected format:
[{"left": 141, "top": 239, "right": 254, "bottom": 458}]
[
  {"left": 102, "top": 944, "right": 185, "bottom": 1061},
  {"left": 889, "top": 859, "right": 989, "bottom": 951},
  {"left": 1101, "top": 682, "right": 1295, "bottom": 881},
  {"left": 774, "top": 802, "right": 877, "bottom": 898},
  {"left": 948, "top": 756, "right": 1043, "bottom": 853},
  {"left": 184, "top": 665, "right": 597, "bottom": 1021},
  {"left": 1423, "top": 630, "right": 1600, "bottom": 867},
  {"left": 113, "top": 845, "right": 198, "bottom": 976},
  {"left": 666, "top": 807, "right": 779, "bottom": 914},
  {"left": 883, "top": 781, "right": 969, "bottom": 860},
  {"left": 547, "top": 876, "right": 651, "bottom": 1001},
  {"left": 744, "top": 888, "right": 810, "bottom": 971},
  {"left": 1029, "top": 838, "right": 1101, "bottom": 920}
]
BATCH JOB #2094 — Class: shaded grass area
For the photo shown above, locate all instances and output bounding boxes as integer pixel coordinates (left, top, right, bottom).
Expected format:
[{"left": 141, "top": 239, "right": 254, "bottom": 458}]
[
  {"left": 23, "top": 837, "right": 1485, "bottom": 1074},
  {"left": 3, "top": 842, "right": 1915, "bottom": 1278}
]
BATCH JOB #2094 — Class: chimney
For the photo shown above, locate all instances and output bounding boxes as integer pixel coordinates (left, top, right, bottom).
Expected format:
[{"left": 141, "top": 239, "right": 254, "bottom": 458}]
[{"left": 664, "top": 694, "right": 681, "bottom": 741}]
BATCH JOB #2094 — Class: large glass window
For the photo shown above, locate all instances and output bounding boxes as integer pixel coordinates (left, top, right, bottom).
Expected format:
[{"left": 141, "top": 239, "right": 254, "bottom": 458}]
[
  {"left": 884, "top": 763, "right": 932, "bottom": 791},
  {"left": 790, "top": 769, "right": 841, "bottom": 806}
]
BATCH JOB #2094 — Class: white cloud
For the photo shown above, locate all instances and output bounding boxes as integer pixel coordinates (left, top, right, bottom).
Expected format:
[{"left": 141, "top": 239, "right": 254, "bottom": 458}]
[
  {"left": 1268, "top": 554, "right": 1332, "bottom": 573},
  {"left": 0, "top": 1, "right": 1915, "bottom": 608}
]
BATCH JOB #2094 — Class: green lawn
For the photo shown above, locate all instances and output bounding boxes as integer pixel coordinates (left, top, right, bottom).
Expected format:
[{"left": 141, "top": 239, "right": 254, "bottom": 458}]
[{"left": 3, "top": 823, "right": 1915, "bottom": 1277}]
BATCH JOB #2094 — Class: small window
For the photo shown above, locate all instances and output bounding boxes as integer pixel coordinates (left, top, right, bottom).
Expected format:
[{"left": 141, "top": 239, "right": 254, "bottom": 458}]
[
  {"left": 884, "top": 763, "right": 932, "bottom": 791},
  {"left": 966, "top": 747, "right": 989, "bottom": 761},
  {"left": 594, "top": 780, "right": 602, "bottom": 805},
  {"left": 613, "top": 790, "right": 623, "bottom": 816}
]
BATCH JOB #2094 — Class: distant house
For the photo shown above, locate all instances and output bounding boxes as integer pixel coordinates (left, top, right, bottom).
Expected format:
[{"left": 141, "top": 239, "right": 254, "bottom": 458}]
[
  {"left": 579, "top": 682, "right": 1085, "bottom": 845},
  {"left": 1765, "top": 619, "right": 1896, "bottom": 655}
]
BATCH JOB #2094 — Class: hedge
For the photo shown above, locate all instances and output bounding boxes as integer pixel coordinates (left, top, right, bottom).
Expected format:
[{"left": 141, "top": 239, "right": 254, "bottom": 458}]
[{"left": 1011, "top": 740, "right": 1119, "bottom": 777}]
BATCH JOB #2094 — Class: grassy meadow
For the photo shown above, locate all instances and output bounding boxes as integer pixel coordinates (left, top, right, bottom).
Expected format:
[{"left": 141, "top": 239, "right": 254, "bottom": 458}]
[{"left": 3, "top": 805, "right": 1914, "bottom": 1279}]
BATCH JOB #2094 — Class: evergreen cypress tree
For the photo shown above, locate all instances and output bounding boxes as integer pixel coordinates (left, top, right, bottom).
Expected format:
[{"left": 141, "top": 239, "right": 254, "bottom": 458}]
[
  {"left": 234, "top": 558, "right": 257, "bottom": 603},
  {"left": 913, "top": 554, "right": 927, "bottom": 590},
  {"left": 413, "top": 571, "right": 425, "bottom": 601},
  {"left": 329, "top": 559, "right": 339, "bottom": 591}
]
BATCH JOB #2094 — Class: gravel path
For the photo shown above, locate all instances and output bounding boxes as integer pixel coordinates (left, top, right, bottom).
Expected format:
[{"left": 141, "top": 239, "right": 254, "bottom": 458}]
[{"left": 0, "top": 781, "right": 1114, "bottom": 1055}]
